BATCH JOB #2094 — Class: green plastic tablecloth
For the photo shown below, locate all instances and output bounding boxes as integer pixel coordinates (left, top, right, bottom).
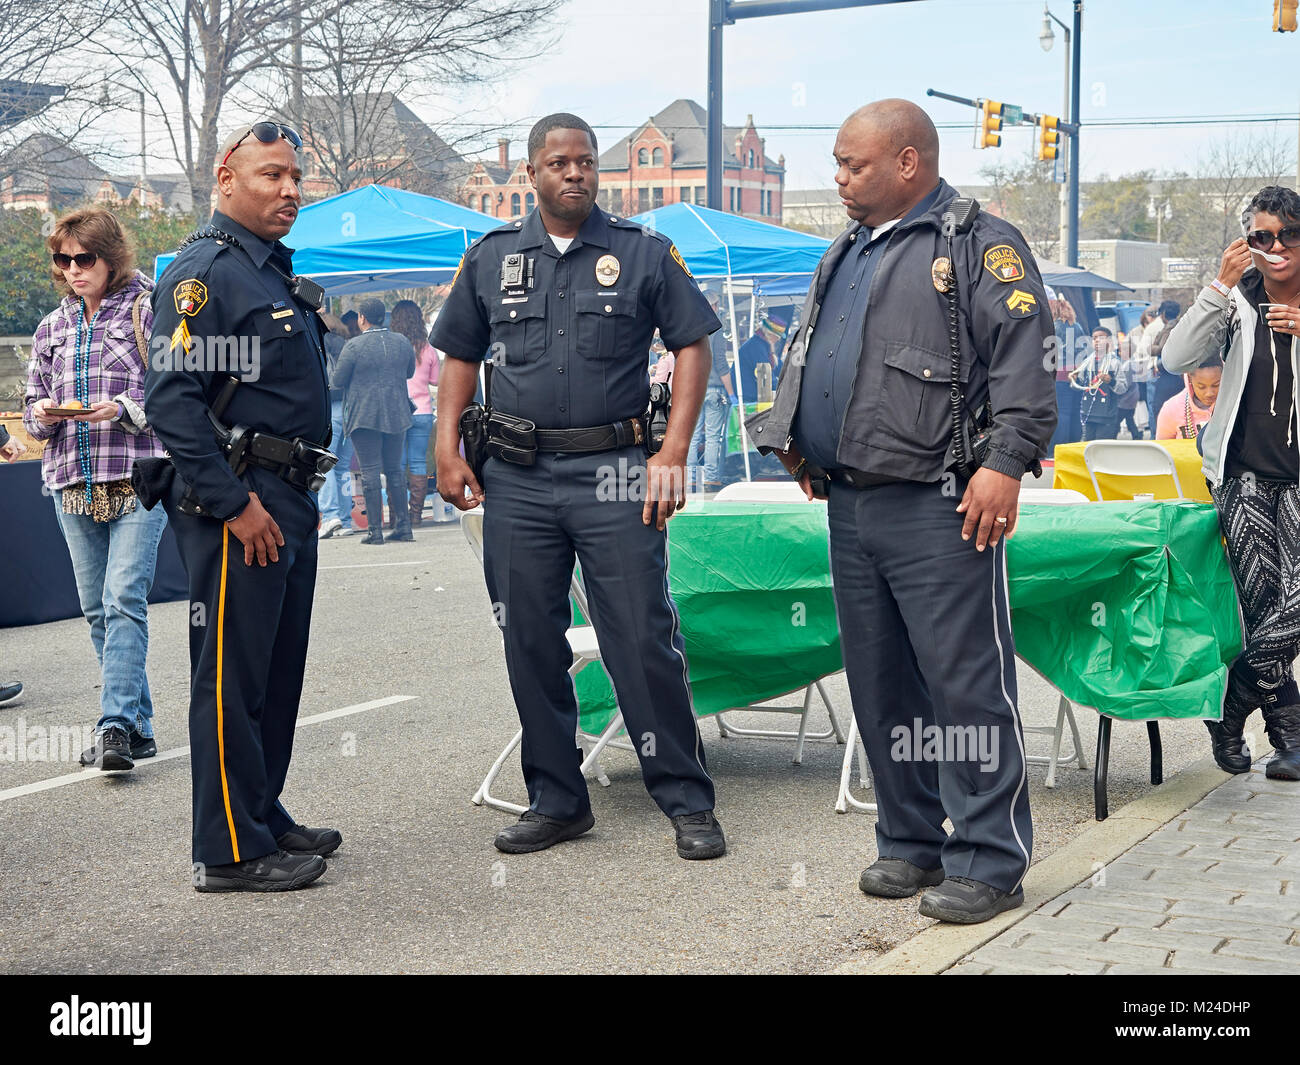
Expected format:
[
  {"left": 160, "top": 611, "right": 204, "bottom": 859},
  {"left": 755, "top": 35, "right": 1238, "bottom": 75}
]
[{"left": 574, "top": 499, "right": 1241, "bottom": 733}]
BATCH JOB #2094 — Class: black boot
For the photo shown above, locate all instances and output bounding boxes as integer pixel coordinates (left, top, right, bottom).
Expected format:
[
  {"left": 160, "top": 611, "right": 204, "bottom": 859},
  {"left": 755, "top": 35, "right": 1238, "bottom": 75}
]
[
  {"left": 1263, "top": 701, "right": 1300, "bottom": 780},
  {"left": 360, "top": 473, "right": 385, "bottom": 545},
  {"left": 1205, "top": 661, "right": 1256, "bottom": 774},
  {"left": 389, "top": 472, "right": 414, "bottom": 542}
]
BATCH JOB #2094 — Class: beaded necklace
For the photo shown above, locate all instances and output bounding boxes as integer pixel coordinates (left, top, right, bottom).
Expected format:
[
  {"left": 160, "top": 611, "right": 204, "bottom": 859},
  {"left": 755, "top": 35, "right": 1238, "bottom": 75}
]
[{"left": 73, "top": 299, "right": 100, "bottom": 506}]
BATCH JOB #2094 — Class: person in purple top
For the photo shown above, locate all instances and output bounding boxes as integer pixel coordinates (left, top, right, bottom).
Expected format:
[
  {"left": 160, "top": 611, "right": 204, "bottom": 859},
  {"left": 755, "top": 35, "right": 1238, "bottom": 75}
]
[{"left": 23, "top": 206, "right": 169, "bottom": 772}]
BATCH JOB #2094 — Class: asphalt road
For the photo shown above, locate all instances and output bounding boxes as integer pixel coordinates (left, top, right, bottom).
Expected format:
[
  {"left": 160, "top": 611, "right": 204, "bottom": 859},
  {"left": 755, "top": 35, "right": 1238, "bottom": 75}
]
[{"left": 0, "top": 518, "right": 1214, "bottom": 974}]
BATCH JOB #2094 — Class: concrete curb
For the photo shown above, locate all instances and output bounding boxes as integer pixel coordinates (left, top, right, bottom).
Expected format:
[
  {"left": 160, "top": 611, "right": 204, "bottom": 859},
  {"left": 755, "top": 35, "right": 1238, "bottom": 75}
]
[{"left": 831, "top": 721, "right": 1268, "bottom": 975}]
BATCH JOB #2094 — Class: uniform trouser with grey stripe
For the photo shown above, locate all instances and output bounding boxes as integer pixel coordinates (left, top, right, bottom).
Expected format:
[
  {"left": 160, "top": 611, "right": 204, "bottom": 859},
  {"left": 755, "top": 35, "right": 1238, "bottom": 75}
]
[
  {"left": 481, "top": 446, "right": 715, "bottom": 822},
  {"left": 827, "top": 479, "right": 1032, "bottom": 893},
  {"left": 1210, "top": 476, "right": 1300, "bottom": 688}
]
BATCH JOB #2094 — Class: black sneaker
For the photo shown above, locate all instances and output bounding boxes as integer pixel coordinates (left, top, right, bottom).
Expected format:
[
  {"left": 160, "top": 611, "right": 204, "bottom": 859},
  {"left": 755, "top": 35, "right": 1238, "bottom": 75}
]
[
  {"left": 0, "top": 680, "right": 22, "bottom": 705},
  {"left": 194, "top": 850, "right": 326, "bottom": 893},
  {"left": 80, "top": 729, "right": 156, "bottom": 766},
  {"left": 494, "top": 810, "right": 595, "bottom": 853},
  {"left": 99, "top": 726, "right": 134, "bottom": 772},
  {"left": 858, "top": 857, "right": 945, "bottom": 898},
  {"left": 918, "top": 876, "right": 1024, "bottom": 924},
  {"left": 671, "top": 810, "right": 726, "bottom": 860},
  {"left": 276, "top": 824, "right": 342, "bottom": 857}
]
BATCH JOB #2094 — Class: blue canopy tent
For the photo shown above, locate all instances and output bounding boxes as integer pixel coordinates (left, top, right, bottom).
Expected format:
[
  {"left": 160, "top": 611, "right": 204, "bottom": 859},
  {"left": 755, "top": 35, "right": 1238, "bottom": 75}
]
[
  {"left": 628, "top": 203, "right": 830, "bottom": 478},
  {"left": 154, "top": 184, "right": 497, "bottom": 295}
]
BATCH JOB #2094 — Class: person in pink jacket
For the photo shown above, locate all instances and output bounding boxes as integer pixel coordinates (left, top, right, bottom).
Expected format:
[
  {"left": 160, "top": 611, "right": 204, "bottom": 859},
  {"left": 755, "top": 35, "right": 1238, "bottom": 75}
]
[{"left": 392, "top": 299, "right": 439, "bottom": 525}]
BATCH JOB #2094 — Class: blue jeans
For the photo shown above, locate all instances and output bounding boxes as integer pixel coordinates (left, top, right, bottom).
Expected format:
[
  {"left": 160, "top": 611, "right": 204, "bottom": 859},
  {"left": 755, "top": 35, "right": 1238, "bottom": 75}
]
[
  {"left": 53, "top": 497, "right": 167, "bottom": 738},
  {"left": 690, "top": 388, "right": 730, "bottom": 488},
  {"left": 318, "top": 398, "right": 355, "bottom": 528},
  {"left": 404, "top": 413, "right": 434, "bottom": 477}
]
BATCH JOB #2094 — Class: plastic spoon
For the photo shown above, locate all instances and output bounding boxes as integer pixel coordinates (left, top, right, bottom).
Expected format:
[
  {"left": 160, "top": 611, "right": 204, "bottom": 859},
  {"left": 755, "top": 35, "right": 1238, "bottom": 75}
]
[{"left": 1251, "top": 247, "right": 1286, "bottom": 264}]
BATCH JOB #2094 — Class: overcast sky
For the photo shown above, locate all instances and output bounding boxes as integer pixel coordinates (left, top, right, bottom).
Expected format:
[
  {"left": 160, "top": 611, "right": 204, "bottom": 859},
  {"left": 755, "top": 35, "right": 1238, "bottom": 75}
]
[{"left": 436, "top": 0, "right": 1300, "bottom": 193}]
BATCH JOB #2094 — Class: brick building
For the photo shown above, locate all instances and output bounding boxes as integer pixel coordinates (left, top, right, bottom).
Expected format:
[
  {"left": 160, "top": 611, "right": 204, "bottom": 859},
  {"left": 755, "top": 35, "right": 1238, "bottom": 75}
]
[
  {"left": 461, "top": 138, "right": 535, "bottom": 220},
  {"left": 596, "top": 99, "right": 784, "bottom": 221}
]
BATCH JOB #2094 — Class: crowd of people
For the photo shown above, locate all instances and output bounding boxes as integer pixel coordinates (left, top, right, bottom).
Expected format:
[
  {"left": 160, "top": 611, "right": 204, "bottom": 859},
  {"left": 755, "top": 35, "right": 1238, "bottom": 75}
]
[{"left": 1050, "top": 294, "right": 1226, "bottom": 445}]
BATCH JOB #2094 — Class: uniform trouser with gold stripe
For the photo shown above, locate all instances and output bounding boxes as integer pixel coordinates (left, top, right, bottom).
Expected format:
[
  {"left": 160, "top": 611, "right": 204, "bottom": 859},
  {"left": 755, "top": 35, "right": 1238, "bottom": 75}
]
[{"left": 164, "top": 466, "right": 319, "bottom": 865}]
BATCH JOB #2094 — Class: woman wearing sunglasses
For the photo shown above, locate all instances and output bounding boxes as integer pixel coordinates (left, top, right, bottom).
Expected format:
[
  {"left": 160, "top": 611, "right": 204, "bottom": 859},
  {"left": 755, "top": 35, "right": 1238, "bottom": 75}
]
[
  {"left": 1164, "top": 185, "right": 1300, "bottom": 781},
  {"left": 22, "top": 206, "right": 169, "bottom": 773}
]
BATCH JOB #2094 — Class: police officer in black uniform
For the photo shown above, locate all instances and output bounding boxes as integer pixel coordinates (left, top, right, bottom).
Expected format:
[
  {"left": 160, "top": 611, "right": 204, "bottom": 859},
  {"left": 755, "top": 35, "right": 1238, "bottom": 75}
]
[
  {"left": 143, "top": 123, "right": 341, "bottom": 892},
  {"left": 432, "top": 113, "right": 726, "bottom": 860},
  {"left": 749, "top": 100, "right": 1055, "bottom": 923}
]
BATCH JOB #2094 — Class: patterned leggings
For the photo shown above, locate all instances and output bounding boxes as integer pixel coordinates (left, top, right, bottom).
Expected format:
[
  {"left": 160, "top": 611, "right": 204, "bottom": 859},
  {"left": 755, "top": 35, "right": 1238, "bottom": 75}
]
[{"left": 1211, "top": 476, "right": 1300, "bottom": 687}]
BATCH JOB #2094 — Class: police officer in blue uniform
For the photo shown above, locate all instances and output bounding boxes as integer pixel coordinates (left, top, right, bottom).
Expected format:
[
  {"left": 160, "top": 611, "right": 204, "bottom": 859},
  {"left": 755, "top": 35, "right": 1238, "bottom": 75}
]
[
  {"left": 749, "top": 100, "right": 1055, "bottom": 923},
  {"left": 432, "top": 113, "right": 726, "bottom": 860},
  {"left": 142, "top": 123, "right": 341, "bottom": 892}
]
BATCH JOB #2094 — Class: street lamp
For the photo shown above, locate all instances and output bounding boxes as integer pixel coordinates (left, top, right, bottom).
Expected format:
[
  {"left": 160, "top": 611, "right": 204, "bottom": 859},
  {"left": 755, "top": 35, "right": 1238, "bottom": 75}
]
[{"left": 1039, "top": 7, "right": 1055, "bottom": 50}]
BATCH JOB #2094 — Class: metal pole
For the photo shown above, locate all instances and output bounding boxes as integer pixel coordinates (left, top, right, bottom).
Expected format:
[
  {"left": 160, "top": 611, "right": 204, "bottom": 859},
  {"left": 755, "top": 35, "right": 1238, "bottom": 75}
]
[
  {"left": 707, "top": 0, "right": 725, "bottom": 211},
  {"left": 1068, "top": 0, "right": 1082, "bottom": 268},
  {"left": 1059, "top": 22, "right": 1069, "bottom": 260}
]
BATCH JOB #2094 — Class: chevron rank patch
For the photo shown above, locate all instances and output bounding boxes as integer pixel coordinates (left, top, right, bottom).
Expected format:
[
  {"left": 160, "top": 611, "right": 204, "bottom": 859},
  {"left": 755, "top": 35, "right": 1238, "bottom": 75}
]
[
  {"left": 1005, "top": 289, "right": 1038, "bottom": 318},
  {"left": 173, "top": 279, "right": 208, "bottom": 316},
  {"left": 983, "top": 245, "right": 1025, "bottom": 283},
  {"left": 169, "top": 317, "right": 192, "bottom": 353}
]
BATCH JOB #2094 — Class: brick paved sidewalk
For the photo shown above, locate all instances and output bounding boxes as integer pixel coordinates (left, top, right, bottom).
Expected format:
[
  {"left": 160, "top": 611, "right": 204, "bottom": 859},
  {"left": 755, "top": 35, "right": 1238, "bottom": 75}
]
[{"left": 951, "top": 759, "right": 1300, "bottom": 974}]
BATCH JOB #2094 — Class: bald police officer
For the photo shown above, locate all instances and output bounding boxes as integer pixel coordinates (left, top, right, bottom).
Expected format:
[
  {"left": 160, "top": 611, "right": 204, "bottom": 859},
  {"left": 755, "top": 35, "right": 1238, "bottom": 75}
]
[
  {"left": 433, "top": 113, "right": 726, "bottom": 860},
  {"left": 144, "top": 123, "right": 341, "bottom": 892},
  {"left": 750, "top": 101, "right": 1055, "bottom": 923}
]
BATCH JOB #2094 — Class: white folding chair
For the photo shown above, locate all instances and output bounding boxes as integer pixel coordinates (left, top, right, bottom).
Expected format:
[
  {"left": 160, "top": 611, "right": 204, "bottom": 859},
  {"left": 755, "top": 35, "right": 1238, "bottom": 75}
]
[
  {"left": 1082, "top": 440, "right": 1185, "bottom": 501},
  {"left": 462, "top": 510, "right": 634, "bottom": 815},
  {"left": 1011, "top": 483, "right": 1090, "bottom": 787},
  {"left": 710, "top": 480, "right": 848, "bottom": 764}
]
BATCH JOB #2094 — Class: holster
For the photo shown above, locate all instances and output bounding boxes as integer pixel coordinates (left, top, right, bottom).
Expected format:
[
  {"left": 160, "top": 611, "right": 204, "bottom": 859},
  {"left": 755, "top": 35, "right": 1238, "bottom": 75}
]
[
  {"left": 485, "top": 410, "right": 538, "bottom": 466},
  {"left": 460, "top": 403, "right": 489, "bottom": 481}
]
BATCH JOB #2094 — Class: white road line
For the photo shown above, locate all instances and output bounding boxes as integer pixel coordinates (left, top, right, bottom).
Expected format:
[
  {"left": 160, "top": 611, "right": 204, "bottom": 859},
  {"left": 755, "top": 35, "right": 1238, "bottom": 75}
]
[
  {"left": 318, "top": 560, "right": 432, "bottom": 571},
  {"left": 0, "top": 695, "right": 416, "bottom": 804}
]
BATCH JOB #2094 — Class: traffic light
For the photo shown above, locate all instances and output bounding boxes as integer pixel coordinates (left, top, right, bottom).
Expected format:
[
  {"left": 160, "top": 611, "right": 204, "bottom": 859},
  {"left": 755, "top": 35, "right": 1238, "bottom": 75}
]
[
  {"left": 1037, "top": 114, "right": 1060, "bottom": 161},
  {"left": 978, "top": 100, "right": 1003, "bottom": 149},
  {"left": 1276, "top": 0, "right": 1298, "bottom": 31}
]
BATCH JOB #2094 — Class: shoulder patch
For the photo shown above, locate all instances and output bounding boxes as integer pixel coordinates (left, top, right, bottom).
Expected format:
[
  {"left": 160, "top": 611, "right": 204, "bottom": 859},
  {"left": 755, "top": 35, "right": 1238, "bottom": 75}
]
[
  {"left": 1005, "top": 288, "right": 1038, "bottom": 318},
  {"left": 669, "top": 243, "right": 693, "bottom": 278},
  {"left": 983, "top": 244, "right": 1026, "bottom": 283},
  {"left": 173, "top": 279, "right": 208, "bottom": 317}
]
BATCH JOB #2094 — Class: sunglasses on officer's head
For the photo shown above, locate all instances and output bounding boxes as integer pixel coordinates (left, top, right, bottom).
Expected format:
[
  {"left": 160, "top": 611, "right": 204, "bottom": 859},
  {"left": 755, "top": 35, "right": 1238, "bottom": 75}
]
[
  {"left": 1245, "top": 225, "right": 1300, "bottom": 252},
  {"left": 52, "top": 252, "right": 97, "bottom": 270},
  {"left": 221, "top": 122, "right": 303, "bottom": 167}
]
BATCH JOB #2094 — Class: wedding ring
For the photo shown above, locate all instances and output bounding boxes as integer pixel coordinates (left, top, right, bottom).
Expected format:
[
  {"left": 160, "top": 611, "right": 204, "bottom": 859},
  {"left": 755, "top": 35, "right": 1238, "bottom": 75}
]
[{"left": 995, "top": 516, "right": 1008, "bottom": 525}]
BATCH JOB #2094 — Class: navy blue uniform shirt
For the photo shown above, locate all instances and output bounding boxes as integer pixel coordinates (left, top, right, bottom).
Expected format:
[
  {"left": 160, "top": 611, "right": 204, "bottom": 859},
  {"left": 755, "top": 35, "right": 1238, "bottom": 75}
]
[
  {"left": 431, "top": 205, "right": 720, "bottom": 429},
  {"left": 145, "top": 209, "right": 330, "bottom": 521},
  {"left": 794, "top": 184, "right": 943, "bottom": 470}
]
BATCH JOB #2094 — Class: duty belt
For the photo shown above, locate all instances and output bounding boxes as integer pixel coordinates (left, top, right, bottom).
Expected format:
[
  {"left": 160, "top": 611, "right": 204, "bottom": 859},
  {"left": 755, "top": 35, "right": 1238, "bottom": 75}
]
[
  {"left": 535, "top": 418, "right": 645, "bottom": 453},
  {"left": 217, "top": 418, "right": 337, "bottom": 492}
]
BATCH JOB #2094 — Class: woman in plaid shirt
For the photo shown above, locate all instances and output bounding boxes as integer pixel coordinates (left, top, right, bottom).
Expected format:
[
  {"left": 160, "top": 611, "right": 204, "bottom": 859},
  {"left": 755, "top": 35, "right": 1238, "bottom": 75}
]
[{"left": 23, "top": 206, "right": 169, "bottom": 773}]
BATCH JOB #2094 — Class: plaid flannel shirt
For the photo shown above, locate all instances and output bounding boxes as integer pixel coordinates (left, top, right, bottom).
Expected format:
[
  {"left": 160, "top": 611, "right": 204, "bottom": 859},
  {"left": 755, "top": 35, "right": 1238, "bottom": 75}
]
[{"left": 23, "top": 271, "right": 167, "bottom": 492}]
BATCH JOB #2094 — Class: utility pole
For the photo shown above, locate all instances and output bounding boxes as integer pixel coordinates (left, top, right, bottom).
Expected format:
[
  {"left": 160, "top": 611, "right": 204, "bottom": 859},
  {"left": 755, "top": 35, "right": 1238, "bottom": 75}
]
[{"left": 706, "top": 0, "right": 921, "bottom": 211}]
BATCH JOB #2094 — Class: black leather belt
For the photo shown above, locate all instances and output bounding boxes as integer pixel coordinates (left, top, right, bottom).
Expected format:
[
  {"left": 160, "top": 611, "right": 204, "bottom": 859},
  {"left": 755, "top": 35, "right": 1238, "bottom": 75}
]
[
  {"left": 821, "top": 467, "right": 903, "bottom": 490},
  {"left": 535, "top": 418, "right": 645, "bottom": 453}
]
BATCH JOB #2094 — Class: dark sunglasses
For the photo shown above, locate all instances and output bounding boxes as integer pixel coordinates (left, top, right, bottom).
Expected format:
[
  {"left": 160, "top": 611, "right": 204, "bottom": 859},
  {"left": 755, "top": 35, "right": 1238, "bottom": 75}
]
[
  {"left": 52, "top": 252, "right": 97, "bottom": 270},
  {"left": 1246, "top": 225, "right": 1300, "bottom": 252},
  {"left": 221, "top": 121, "right": 303, "bottom": 167}
]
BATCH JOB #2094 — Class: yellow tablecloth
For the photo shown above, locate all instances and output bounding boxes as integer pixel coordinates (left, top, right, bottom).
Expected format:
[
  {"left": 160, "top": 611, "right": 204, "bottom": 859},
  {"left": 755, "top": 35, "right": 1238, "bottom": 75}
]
[{"left": 1052, "top": 438, "right": 1210, "bottom": 503}]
